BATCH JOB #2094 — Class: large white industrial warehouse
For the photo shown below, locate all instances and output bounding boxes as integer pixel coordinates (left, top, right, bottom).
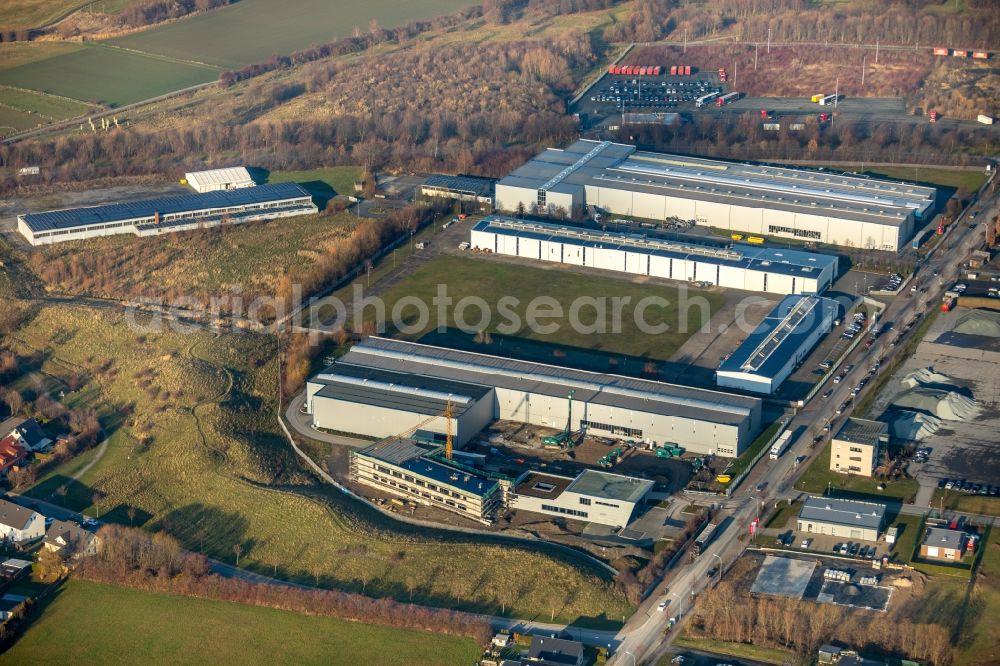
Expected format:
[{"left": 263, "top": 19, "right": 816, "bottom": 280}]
[
  {"left": 495, "top": 140, "right": 936, "bottom": 252},
  {"left": 17, "top": 183, "right": 317, "bottom": 246},
  {"left": 307, "top": 337, "right": 764, "bottom": 458},
  {"left": 471, "top": 216, "right": 839, "bottom": 296},
  {"left": 184, "top": 166, "right": 256, "bottom": 193},
  {"left": 715, "top": 294, "right": 840, "bottom": 394}
]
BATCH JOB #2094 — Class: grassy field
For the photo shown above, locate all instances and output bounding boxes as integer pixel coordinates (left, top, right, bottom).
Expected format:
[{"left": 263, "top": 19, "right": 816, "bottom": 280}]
[
  {"left": 7, "top": 304, "right": 629, "bottom": 624},
  {"left": 28, "top": 210, "right": 361, "bottom": 301},
  {"left": 0, "top": 0, "right": 87, "bottom": 27},
  {"left": 670, "top": 636, "right": 798, "bottom": 666},
  {"left": 794, "top": 440, "right": 919, "bottom": 502},
  {"left": 0, "top": 106, "right": 38, "bottom": 133},
  {"left": 109, "top": 0, "right": 472, "bottom": 69},
  {"left": 1, "top": 580, "right": 481, "bottom": 665},
  {"left": 265, "top": 166, "right": 362, "bottom": 205},
  {"left": 0, "top": 86, "right": 92, "bottom": 120},
  {"left": 0, "top": 44, "right": 218, "bottom": 107},
  {"left": 0, "top": 42, "right": 85, "bottom": 71},
  {"left": 959, "top": 526, "right": 1000, "bottom": 664},
  {"left": 812, "top": 163, "right": 989, "bottom": 192},
  {"left": 764, "top": 500, "right": 803, "bottom": 529},
  {"left": 932, "top": 490, "right": 1000, "bottom": 517},
  {"left": 367, "top": 255, "right": 727, "bottom": 361}
]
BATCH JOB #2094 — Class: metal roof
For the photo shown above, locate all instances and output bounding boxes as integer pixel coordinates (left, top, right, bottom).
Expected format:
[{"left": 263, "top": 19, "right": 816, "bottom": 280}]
[
  {"left": 314, "top": 365, "right": 489, "bottom": 417},
  {"left": 473, "top": 216, "right": 839, "bottom": 280},
  {"left": 718, "top": 295, "right": 839, "bottom": 380},
  {"left": 184, "top": 166, "right": 254, "bottom": 187},
  {"left": 318, "top": 337, "right": 761, "bottom": 427},
  {"left": 834, "top": 418, "right": 889, "bottom": 447},
  {"left": 422, "top": 174, "right": 495, "bottom": 197},
  {"left": 498, "top": 140, "right": 935, "bottom": 226},
  {"left": 799, "top": 496, "right": 886, "bottom": 530},
  {"left": 922, "top": 527, "right": 966, "bottom": 551},
  {"left": 565, "top": 469, "right": 653, "bottom": 503},
  {"left": 20, "top": 183, "right": 310, "bottom": 233}
]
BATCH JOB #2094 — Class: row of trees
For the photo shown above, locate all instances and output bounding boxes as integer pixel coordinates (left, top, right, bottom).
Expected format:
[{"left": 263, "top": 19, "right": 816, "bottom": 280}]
[
  {"left": 118, "top": 0, "right": 234, "bottom": 28},
  {"left": 604, "top": 0, "right": 999, "bottom": 49},
  {"left": 688, "top": 575, "right": 954, "bottom": 664},
  {"left": 77, "top": 525, "right": 493, "bottom": 644}
]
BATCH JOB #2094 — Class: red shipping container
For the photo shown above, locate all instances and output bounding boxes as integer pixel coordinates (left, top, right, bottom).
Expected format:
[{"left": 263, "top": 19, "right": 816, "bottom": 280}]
[
  {"left": 640, "top": 67, "right": 647, "bottom": 76},
  {"left": 653, "top": 66, "right": 661, "bottom": 75},
  {"left": 685, "top": 65, "right": 692, "bottom": 76},
  {"left": 670, "top": 65, "right": 677, "bottom": 76},
  {"left": 614, "top": 66, "right": 622, "bottom": 75},
  {"left": 972, "top": 51, "right": 989, "bottom": 59},
  {"left": 933, "top": 47, "right": 949, "bottom": 56},
  {"left": 952, "top": 49, "right": 969, "bottom": 57},
  {"left": 624, "top": 66, "right": 632, "bottom": 75},
  {"left": 608, "top": 66, "right": 615, "bottom": 74}
]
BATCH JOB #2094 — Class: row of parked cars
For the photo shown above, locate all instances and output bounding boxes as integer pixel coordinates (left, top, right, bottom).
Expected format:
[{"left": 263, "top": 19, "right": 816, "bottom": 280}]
[
  {"left": 842, "top": 311, "right": 867, "bottom": 340},
  {"left": 940, "top": 479, "right": 999, "bottom": 496},
  {"left": 591, "top": 80, "right": 722, "bottom": 107},
  {"left": 880, "top": 272, "right": 904, "bottom": 292},
  {"left": 834, "top": 542, "right": 879, "bottom": 559}
]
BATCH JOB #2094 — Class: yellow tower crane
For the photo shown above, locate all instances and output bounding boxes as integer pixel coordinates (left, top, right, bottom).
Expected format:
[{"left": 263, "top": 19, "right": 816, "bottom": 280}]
[{"left": 444, "top": 400, "right": 454, "bottom": 460}]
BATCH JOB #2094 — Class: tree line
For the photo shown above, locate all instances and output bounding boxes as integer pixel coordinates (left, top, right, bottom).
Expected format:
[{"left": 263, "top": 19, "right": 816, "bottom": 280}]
[{"left": 72, "top": 525, "right": 493, "bottom": 645}]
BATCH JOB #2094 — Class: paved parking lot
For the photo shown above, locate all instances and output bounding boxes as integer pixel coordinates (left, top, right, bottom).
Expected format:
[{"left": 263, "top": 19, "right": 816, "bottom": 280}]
[{"left": 572, "top": 72, "right": 724, "bottom": 125}]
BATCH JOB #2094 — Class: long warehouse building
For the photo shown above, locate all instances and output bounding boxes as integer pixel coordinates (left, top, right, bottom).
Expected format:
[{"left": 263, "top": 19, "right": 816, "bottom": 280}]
[
  {"left": 307, "top": 337, "right": 763, "bottom": 457},
  {"left": 715, "top": 294, "right": 840, "bottom": 394},
  {"left": 471, "top": 216, "right": 839, "bottom": 296},
  {"left": 495, "top": 140, "right": 936, "bottom": 252},
  {"left": 17, "top": 183, "right": 317, "bottom": 246}
]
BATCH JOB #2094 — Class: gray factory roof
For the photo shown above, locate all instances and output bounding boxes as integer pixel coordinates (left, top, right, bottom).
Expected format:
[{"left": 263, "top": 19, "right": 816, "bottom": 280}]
[
  {"left": 313, "top": 364, "right": 490, "bottom": 417},
  {"left": 20, "top": 183, "right": 311, "bottom": 233},
  {"left": 473, "top": 216, "right": 838, "bottom": 280},
  {"left": 499, "top": 140, "right": 935, "bottom": 226},
  {"left": 318, "top": 337, "right": 761, "bottom": 427},
  {"left": 834, "top": 418, "right": 889, "bottom": 447},
  {"left": 922, "top": 527, "right": 966, "bottom": 551},
  {"left": 423, "top": 174, "right": 495, "bottom": 197},
  {"left": 799, "top": 496, "right": 886, "bottom": 530},
  {"left": 566, "top": 469, "right": 653, "bottom": 504},
  {"left": 718, "top": 295, "right": 839, "bottom": 379}
]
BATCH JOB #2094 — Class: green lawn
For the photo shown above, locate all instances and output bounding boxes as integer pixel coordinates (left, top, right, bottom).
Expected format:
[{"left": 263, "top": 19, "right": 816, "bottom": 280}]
[
  {"left": 764, "top": 500, "right": 803, "bottom": 529},
  {"left": 0, "top": 43, "right": 85, "bottom": 72},
  {"left": 108, "top": 0, "right": 471, "bottom": 69},
  {"left": 367, "top": 255, "right": 728, "bottom": 361},
  {"left": 1, "top": 580, "right": 481, "bottom": 665},
  {"left": 8, "top": 304, "right": 629, "bottom": 625},
  {"left": 811, "top": 164, "right": 988, "bottom": 192},
  {"left": 794, "top": 440, "right": 919, "bottom": 502},
  {"left": 0, "top": 43, "right": 218, "bottom": 107},
  {"left": 0, "top": 106, "right": 38, "bottom": 134},
  {"left": 886, "top": 513, "right": 923, "bottom": 562},
  {"left": 932, "top": 490, "right": 1000, "bottom": 518},
  {"left": 265, "top": 166, "right": 362, "bottom": 204},
  {"left": 958, "top": 526, "right": 1000, "bottom": 664},
  {"left": 671, "top": 636, "right": 798, "bottom": 666},
  {"left": 0, "top": 86, "right": 92, "bottom": 120}
]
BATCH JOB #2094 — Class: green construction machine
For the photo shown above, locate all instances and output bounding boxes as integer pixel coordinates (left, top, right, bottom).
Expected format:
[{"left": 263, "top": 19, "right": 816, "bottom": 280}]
[
  {"left": 599, "top": 447, "right": 624, "bottom": 468},
  {"left": 542, "top": 390, "right": 577, "bottom": 447},
  {"left": 655, "top": 445, "right": 685, "bottom": 458}
]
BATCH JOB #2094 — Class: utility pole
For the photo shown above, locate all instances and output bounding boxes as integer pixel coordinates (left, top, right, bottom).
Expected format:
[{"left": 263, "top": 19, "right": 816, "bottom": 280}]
[
  {"left": 767, "top": 28, "right": 771, "bottom": 54},
  {"left": 754, "top": 43, "right": 759, "bottom": 71},
  {"left": 875, "top": 38, "right": 879, "bottom": 64},
  {"left": 684, "top": 28, "right": 687, "bottom": 53},
  {"left": 835, "top": 76, "right": 839, "bottom": 108},
  {"left": 861, "top": 54, "right": 866, "bottom": 88}
]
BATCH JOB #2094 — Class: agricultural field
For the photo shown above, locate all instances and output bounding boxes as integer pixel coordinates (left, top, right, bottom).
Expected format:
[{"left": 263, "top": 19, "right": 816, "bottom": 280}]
[
  {"left": 6, "top": 304, "right": 629, "bottom": 624},
  {"left": 0, "top": 0, "right": 89, "bottom": 28},
  {"left": 0, "top": 580, "right": 481, "bottom": 665},
  {"left": 0, "top": 44, "right": 218, "bottom": 107},
  {"left": 0, "top": 42, "right": 85, "bottom": 71},
  {"left": 108, "top": 0, "right": 472, "bottom": 69},
  {"left": 0, "top": 86, "right": 92, "bottom": 121}
]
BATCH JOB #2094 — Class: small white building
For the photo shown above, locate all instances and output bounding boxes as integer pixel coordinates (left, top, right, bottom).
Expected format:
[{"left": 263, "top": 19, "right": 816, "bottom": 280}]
[
  {"left": 0, "top": 499, "right": 45, "bottom": 544},
  {"left": 184, "top": 167, "right": 255, "bottom": 193},
  {"left": 510, "top": 469, "right": 654, "bottom": 528},
  {"left": 797, "top": 496, "right": 886, "bottom": 542}
]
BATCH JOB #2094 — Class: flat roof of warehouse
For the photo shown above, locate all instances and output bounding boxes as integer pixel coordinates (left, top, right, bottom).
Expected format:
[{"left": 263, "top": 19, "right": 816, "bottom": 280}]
[
  {"left": 20, "top": 182, "right": 311, "bottom": 233},
  {"left": 357, "top": 439, "right": 498, "bottom": 497},
  {"left": 717, "top": 295, "right": 839, "bottom": 379},
  {"left": 474, "top": 216, "right": 838, "bottom": 279},
  {"left": 316, "top": 337, "right": 761, "bottom": 427},
  {"left": 799, "top": 496, "right": 886, "bottom": 530},
  {"left": 499, "top": 140, "right": 934, "bottom": 225},
  {"left": 313, "top": 364, "right": 490, "bottom": 417}
]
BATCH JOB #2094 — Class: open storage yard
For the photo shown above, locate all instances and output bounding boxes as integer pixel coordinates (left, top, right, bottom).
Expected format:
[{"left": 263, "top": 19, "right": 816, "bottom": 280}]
[{"left": 0, "top": 580, "right": 480, "bottom": 665}]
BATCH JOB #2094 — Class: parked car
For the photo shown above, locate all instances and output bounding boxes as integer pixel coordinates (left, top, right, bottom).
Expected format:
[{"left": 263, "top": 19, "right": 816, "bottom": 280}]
[
  {"left": 658, "top": 600, "right": 669, "bottom": 612},
  {"left": 801, "top": 538, "right": 813, "bottom": 549},
  {"left": 850, "top": 543, "right": 861, "bottom": 556},
  {"left": 823, "top": 389, "right": 834, "bottom": 399}
]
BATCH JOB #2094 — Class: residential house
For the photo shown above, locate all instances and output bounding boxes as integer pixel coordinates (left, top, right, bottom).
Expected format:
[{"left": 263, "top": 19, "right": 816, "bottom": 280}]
[
  {"left": 0, "top": 417, "right": 53, "bottom": 453},
  {"left": 44, "top": 520, "right": 101, "bottom": 559},
  {"left": 0, "top": 436, "right": 28, "bottom": 477},
  {"left": 524, "top": 636, "right": 584, "bottom": 666},
  {"left": 0, "top": 498, "right": 45, "bottom": 544}
]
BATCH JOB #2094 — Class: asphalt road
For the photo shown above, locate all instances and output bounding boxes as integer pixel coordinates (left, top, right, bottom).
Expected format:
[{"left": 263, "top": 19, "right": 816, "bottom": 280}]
[{"left": 609, "top": 172, "right": 998, "bottom": 665}]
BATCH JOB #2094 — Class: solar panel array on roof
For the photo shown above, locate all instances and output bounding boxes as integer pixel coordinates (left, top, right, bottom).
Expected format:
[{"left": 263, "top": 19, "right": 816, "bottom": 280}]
[
  {"left": 422, "top": 174, "right": 495, "bottom": 197},
  {"left": 21, "top": 183, "right": 310, "bottom": 233}
]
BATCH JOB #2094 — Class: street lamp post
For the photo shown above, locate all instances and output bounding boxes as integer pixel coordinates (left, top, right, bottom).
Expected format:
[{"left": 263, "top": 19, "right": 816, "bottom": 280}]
[
  {"left": 712, "top": 552, "right": 722, "bottom": 576},
  {"left": 624, "top": 651, "right": 637, "bottom": 666}
]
